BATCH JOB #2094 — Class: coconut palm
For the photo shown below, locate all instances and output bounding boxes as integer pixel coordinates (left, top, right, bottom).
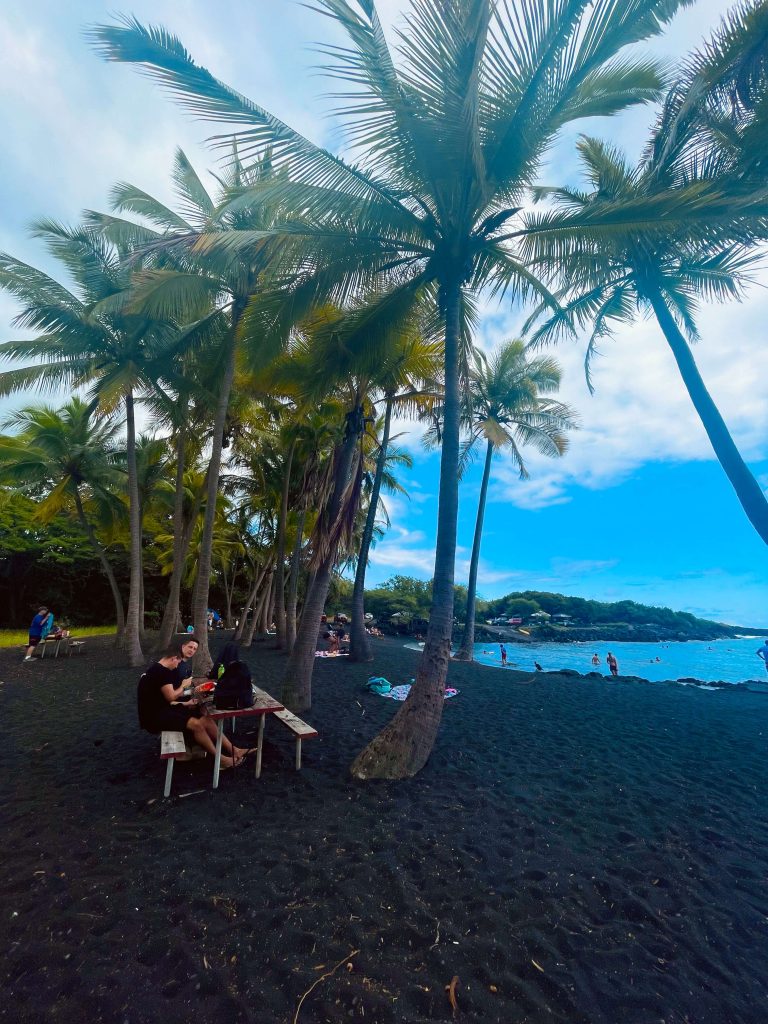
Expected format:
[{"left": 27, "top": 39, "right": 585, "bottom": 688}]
[
  {"left": 522, "top": 150, "right": 768, "bottom": 541},
  {"left": 87, "top": 147, "right": 286, "bottom": 670},
  {"left": 0, "top": 223, "right": 182, "bottom": 665},
  {"left": 452, "top": 341, "right": 577, "bottom": 661},
  {"left": 349, "top": 333, "right": 441, "bottom": 662},
  {"left": 92, "top": 0, "right": 686, "bottom": 770},
  {"left": 520, "top": 4, "right": 768, "bottom": 544},
  {"left": 0, "top": 398, "right": 126, "bottom": 634}
]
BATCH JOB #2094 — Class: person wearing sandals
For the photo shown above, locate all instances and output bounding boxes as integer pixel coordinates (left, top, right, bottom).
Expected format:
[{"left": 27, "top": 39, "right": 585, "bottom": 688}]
[{"left": 137, "top": 641, "right": 252, "bottom": 770}]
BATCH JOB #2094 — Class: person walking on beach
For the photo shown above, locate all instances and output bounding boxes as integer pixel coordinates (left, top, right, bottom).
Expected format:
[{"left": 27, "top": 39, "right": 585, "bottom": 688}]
[
  {"left": 606, "top": 652, "right": 619, "bottom": 677},
  {"left": 23, "top": 606, "right": 50, "bottom": 661},
  {"left": 756, "top": 640, "right": 768, "bottom": 674},
  {"left": 137, "top": 641, "right": 251, "bottom": 770},
  {"left": 591, "top": 653, "right": 600, "bottom": 666},
  {"left": 500, "top": 643, "right": 507, "bottom": 666}
]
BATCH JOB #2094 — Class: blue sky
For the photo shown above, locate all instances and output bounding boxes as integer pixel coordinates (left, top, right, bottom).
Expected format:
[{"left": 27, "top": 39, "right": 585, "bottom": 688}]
[{"left": 1, "top": 0, "right": 767, "bottom": 625}]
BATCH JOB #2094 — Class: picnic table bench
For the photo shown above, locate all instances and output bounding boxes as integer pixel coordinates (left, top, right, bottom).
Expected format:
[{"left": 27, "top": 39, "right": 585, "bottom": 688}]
[{"left": 158, "top": 685, "right": 318, "bottom": 796}]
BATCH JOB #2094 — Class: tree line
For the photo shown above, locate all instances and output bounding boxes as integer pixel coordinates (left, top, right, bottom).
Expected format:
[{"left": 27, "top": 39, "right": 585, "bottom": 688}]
[{"left": 1, "top": 1, "right": 767, "bottom": 778}]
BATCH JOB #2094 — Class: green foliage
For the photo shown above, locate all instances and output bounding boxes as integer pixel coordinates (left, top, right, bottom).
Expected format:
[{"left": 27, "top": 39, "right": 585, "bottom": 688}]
[
  {"left": 481, "top": 589, "right": 728, "bottom": 633},
  {"left": 0, "top": 490, "right": 127, "bottom": 626}
]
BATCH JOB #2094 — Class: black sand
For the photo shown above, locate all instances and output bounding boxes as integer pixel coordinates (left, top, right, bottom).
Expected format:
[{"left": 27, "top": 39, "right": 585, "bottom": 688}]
[{"left": 1, "top": 636, "right": 767, "bottom": 1023}]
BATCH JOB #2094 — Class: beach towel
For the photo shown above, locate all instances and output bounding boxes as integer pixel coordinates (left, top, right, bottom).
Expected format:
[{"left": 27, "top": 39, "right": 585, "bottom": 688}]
[
  {"left": 314, "top": 651, "right": 349, "bottom": 658},
  {"left": 385, "top": 684, "right": 459, "bottom": 701},
  {"left": 365, "top": 676, "right": 391, "bottom": 695}
]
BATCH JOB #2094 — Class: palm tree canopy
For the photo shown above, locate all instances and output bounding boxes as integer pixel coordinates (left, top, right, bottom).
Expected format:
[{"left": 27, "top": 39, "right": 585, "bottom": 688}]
[
  {"left": 0, "top": 398, "right": 124, "bottom": 524},
  {"left": 89, "top": 0, "right": 690, "bottom": 345}
]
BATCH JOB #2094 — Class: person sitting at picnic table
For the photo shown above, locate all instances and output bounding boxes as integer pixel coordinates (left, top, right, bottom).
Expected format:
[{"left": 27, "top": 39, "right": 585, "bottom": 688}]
[
  {"left": 24, "top": 606, "right": 56, "bottom": 661},
  {"left": 137, "top": 641, "right": 251, "bottom": 770},
  {"left": 328, "top": 631, "right": 340, "bottom": 653},
  {"left": 175, "top": 635, "right": 200, "bottom": 685},
  {"left": 211, "top": 641, "right": 241, "bottom": 680}
]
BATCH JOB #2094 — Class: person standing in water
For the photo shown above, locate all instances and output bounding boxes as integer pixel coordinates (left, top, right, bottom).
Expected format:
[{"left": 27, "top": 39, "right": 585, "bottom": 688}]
[
  {"left": 606, "top": 652, "right": 618, "bottom": 677},
  {"left": 756, "top": 640, "right": 768, "bottom": 675},
  {"left": 500, "top": 643, "right": 507, "bottom": 666},
  {"left": 591, "top": 653, "right": 600, "bottom": 666}
]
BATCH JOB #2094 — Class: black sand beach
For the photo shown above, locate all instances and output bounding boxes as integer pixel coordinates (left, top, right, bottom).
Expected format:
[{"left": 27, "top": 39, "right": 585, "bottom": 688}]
[{"left": 1, "top": 636, "right": 767, "bottom": 1023}]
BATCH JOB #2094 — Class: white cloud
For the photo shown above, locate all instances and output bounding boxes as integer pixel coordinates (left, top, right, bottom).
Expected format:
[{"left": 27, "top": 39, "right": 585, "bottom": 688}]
[{"left": 485, "top": 293, "right": 768, "bottom": 510}]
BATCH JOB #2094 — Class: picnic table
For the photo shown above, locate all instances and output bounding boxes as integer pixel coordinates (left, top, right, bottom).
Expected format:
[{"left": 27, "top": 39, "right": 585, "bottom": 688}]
[{"left": 205, "top": 685, "right": 284, "bottom": 789}]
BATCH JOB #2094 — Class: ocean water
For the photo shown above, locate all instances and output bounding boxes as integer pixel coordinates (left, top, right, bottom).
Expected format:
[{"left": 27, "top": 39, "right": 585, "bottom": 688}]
[
  {"left": 472, "top": 637, "right": 767, "bottom": 684},
  {"left": 405, "top": 637, "right": 768, "bottom": 684}
]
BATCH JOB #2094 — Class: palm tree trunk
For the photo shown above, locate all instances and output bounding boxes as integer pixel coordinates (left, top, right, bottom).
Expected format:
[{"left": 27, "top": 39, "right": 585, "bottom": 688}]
[
  {"left": 224, "top": 558, "right": 237, "bottom": 627},
  {"left": 286, "top": 508, "right": 305, "bottom": 653},
  {"left": 244, "top": 566, "right": 273, "bottom": 647},
  {"left": 123, "top": 389, "right": 144, "bottom": 666},
  {"left": 139, "top": 541, "right": 145, "bottom": 641},
  {"left": 645, "top": 281, "right": 768, "bottom": 545},
  {"left": 350, "top": 397, "right": 393, "bottom": 662},
  {"left": 73, "top": 487, "right": 125, "bottom": 638},
  {"left": 158, "top": 424, "right": 188, "bottom": 650},
  {"left": 281, "top": 411, "right": 363, "bottom": 710},
  {"left": 191, "top": 324, "right": 238, "bottom": 671},
  {"left": 351, "top": 279, "right": 462, "bottom": 778},
  {"left": 261, "top": 565, "right": 278, "bottom": 633},
  {"left": 234, "top": 563, "right": 267, "bottom": 642},
  {"left": 455, "top": 440, "right": 494, "bottom": 661},
  {"left": 275, "top": 438, "right": 296, "bottom": 650}
]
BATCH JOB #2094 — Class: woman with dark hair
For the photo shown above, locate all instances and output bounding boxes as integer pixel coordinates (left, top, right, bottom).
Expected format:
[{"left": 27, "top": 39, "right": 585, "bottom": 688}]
[{"left": 211, "top": 641, "right": 241, "bottom": 680}]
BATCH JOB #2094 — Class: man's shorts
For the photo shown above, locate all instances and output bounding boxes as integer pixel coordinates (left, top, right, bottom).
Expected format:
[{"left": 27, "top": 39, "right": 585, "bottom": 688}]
[{"left": 28, "top": 635, "right": 41, "bottom": 647}]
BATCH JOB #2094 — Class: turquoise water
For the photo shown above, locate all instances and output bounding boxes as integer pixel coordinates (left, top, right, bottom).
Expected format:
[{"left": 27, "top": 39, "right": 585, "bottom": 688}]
[
  {"left": 472, "top": 637, "right": 767, "bottom": 684},
  {"left": 406, "top": 637, "right": 768, "bottom": 684}
]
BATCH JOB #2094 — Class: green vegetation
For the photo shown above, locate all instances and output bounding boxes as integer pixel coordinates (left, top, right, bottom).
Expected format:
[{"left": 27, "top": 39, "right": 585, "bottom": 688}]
[
  {"left": 0, "top": 627, "right": 116, "bottom": 649},
  {"left": 1, "top": 1, "right": 767, "bottom": 779},
  {"left": 479, "top": 591, "right": 734, "bottom": 637}
]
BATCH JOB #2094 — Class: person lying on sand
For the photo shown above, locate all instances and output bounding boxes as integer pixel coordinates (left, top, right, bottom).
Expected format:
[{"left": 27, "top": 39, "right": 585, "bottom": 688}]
[{"left": 137, "top": 642, "right": 252, "bottom": 770}]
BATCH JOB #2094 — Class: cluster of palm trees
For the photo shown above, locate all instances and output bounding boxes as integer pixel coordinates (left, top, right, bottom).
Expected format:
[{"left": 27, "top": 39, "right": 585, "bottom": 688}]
[{"left": 1, "top": 1, "right": 766, "bottom": 778}]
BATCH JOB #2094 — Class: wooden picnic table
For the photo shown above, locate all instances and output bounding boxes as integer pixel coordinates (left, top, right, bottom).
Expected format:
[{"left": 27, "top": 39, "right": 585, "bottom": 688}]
[{"left": 204, "top": 686, "right": 284, "bottom": 789}]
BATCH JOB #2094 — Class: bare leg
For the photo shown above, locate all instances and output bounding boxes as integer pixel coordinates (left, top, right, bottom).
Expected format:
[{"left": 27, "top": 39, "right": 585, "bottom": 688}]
[
  {"left": 200, "top": 718, "right": 249, "bottom": 760},
  {"left": 186, "top": 718, "right": 236, "bottom": 768}
]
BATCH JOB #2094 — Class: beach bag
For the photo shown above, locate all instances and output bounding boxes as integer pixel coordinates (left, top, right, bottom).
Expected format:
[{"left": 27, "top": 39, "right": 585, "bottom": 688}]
[
  {"left": 213, "top": 661, "right": 254, "bottom": 710},
  {"left": 365, "top": 676, "right": 391, "bottom": 695}
]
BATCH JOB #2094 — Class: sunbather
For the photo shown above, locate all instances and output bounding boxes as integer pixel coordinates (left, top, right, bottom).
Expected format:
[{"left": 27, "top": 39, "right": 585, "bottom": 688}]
[{"left": 137, "top": 641, "right": 251, "bottom": 769}]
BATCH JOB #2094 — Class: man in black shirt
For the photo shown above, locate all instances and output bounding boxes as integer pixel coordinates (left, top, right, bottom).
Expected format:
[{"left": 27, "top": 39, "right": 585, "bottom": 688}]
[{"left": 137, "top": 642, "right": 249, "bottom": 769}]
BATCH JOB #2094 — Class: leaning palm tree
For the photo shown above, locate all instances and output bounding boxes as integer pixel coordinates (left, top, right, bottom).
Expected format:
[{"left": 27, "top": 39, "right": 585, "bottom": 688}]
[
  {"left": 92, "top": 0, "right": 687, "bottom": 772},
  {"left": 0, "top": 399, "right": 127, "bottom": 635},
  {"left": 349, "top": 332, "right": 442, "bottom": 662},
  {"left": 88, "top": 146, "right": 285, "bottom": 670},
  {"left": 452, "top": 341, "right": 577, "bottom": 661},
  {"left": 522, "top": 3, "right": 768, "bottom": 545},
  {"left": 0, "top": 223, "right": 181, "bottom": 665},
  {"left": 522, "top": 140, "right": 768, "bottom": 542}
]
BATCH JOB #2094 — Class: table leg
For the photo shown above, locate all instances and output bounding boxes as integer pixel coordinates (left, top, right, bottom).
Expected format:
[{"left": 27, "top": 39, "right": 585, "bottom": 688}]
[
  {"left": 255, "top": 715, "right": 266, "bottom": 779},
  {"left": 213, "top": 720, "right": 224, "bottom": 789}
]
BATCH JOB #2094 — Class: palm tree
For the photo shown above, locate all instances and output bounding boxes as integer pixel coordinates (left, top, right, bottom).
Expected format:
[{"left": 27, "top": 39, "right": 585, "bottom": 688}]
[
  {"left": 92, "top": 0, "right": 687, "bottom": 771},
  {"left": 522, "top": 136, "right": 768, "bottom": 543},
  {"left": 0, "top": 223, "right": 181, "bottom": 665},
  {"left": 0, "top": 399, "right": 126, "bottom": 634},
  {"left": 87, "top": 146, "right": 286, "bottom": 669},
  {"left": 349, "top": 333, "right": 441, "bottom": 662},
  {"left": 452, "top": 341, "right": 577, "bottom": 661}
]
